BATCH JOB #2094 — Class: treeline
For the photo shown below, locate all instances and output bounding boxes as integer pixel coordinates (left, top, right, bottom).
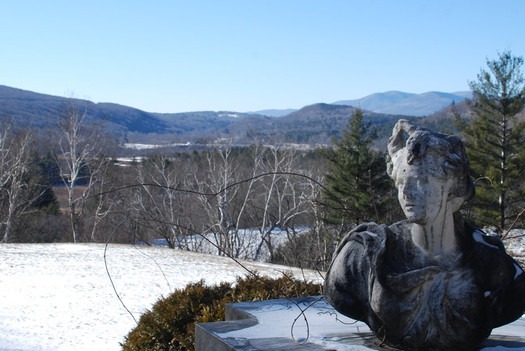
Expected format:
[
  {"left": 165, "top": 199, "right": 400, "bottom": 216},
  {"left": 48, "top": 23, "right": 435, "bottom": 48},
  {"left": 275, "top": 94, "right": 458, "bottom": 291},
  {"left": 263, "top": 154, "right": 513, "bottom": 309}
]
[
  {"left": 0, "top": 113, "right": 343, "bottom": 269},
  {"left": 0, "top": 107, "right": 443, "bottom": 271},
  {"left": 2, "top": 50, "right": 524, "bottom": 270}
]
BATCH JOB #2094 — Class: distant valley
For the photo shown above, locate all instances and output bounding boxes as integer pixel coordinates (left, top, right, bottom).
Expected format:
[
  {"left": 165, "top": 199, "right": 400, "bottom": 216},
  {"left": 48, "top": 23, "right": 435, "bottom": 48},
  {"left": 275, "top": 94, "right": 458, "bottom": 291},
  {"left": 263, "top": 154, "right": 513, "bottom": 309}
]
[{"left": 0, "top": 85, "right": 470, "bottom": 150}]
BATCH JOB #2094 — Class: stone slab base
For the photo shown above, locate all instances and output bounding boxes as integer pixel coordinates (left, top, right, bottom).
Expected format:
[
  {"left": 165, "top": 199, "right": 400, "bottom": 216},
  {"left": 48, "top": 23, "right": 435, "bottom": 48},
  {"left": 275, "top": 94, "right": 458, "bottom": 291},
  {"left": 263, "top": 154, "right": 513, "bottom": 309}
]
[{"left": 195, "top": 296, "right": 525, "bottom": 351}]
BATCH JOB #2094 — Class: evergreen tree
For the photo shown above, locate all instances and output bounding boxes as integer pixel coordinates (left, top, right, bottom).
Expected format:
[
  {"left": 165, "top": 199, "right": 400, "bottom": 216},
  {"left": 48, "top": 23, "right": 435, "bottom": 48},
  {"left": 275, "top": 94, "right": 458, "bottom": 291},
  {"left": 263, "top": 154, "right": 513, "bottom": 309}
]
[
  {"left": 323, "top": 109, "right": 394, "bottom": 227},
  {"left": 459, "top": 50, "right": 525, "bottom": 231}
]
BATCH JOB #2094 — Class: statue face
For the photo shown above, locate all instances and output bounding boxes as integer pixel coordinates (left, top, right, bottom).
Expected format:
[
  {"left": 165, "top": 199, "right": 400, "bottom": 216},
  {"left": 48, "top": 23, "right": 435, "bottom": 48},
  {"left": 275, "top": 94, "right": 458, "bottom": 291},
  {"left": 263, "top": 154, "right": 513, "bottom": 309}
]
[{"left": 394, "top": 151, "right": 447, "bottom": 224}]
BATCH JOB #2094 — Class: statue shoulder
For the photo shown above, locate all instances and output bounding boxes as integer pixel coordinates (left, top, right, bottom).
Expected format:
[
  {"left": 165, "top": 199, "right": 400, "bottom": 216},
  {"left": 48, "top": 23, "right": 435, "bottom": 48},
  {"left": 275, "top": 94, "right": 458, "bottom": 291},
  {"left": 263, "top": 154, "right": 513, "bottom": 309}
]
[
  {"left": 333, "top": 222, "right": 388, "bottom": 256},
  {"left": 471, "top": 229, "right": 505, "bottom": 250},
  {"left": 388, "top": 220, "right": 412, "bottom": 235}
]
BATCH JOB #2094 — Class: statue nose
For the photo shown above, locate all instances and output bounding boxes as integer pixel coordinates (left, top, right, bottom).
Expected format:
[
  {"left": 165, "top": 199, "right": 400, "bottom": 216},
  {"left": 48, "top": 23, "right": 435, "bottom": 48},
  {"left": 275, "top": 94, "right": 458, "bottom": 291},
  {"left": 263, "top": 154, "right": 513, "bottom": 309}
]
[
  {"left": 401, "top": 182, "right": 417, "bottom": 201},
  {"left": 400, "top": 182, "right": 420, "bottom": 201}
]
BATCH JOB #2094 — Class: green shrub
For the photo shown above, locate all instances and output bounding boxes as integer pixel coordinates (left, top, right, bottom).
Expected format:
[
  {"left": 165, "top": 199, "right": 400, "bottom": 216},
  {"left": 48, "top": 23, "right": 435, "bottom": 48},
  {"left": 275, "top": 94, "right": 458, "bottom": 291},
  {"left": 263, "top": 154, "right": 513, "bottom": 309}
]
[{"left": 121, "top": 273, "right": 322, "bottom": 351}]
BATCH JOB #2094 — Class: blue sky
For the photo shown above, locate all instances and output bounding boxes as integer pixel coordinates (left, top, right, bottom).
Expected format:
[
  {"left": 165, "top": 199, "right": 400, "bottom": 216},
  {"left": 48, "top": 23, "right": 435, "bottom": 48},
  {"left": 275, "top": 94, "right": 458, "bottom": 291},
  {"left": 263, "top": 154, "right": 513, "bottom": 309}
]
[{"left": 1, "top": 1, "right": 524, "bottom": 113}]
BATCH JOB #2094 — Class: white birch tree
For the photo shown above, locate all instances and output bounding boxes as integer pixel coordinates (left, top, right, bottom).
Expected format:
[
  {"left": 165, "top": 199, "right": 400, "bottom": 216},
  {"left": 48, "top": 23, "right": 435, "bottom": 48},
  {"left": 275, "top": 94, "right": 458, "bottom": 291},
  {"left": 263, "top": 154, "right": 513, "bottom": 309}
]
[
  {"left": 0, "top": 120, "right": 36, "bottom": 242},
  {"left": 53, "top": 102, "right": 109, "bottom": 243}
]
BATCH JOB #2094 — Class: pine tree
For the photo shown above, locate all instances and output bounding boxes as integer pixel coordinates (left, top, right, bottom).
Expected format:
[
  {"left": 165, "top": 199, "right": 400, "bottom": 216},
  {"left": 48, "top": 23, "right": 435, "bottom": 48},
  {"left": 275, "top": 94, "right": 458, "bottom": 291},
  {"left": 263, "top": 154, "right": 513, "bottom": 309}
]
[
  {"left": 323, "top": 108, "right": 394, "bottom": 227},
  {"left": 459, "top": 50, "right": 525, "bottom": 232}
]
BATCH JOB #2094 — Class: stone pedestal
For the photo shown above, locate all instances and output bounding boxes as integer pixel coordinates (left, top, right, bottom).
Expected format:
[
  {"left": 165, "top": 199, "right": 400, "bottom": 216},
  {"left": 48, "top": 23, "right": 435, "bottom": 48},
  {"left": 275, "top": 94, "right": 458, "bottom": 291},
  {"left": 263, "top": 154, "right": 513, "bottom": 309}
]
[{"left": 195, "top": 296, "right": 525, "bottom": 350}]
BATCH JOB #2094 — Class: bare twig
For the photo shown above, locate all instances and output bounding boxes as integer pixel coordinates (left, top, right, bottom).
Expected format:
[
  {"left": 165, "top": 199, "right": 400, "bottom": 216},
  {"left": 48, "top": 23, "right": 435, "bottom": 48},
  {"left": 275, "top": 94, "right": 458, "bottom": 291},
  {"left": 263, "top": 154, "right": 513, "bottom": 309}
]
[
  {"left": 132, "top": 245, "right": 172, "bottom": 293},
  {"left": 93, "top": 171, "right": 348, "bottom": 214},
  {"left": 502, "top": 208, "right": 525, "bottom": 240},
  {"left": 96, "top": 171, "right": 339, "bottom": 338},
  {"left": 103, "top": 220, "right": 138, "bottom": 324},
  {"left": 134, "top": 215, "right": 259, "bottom": 278}
]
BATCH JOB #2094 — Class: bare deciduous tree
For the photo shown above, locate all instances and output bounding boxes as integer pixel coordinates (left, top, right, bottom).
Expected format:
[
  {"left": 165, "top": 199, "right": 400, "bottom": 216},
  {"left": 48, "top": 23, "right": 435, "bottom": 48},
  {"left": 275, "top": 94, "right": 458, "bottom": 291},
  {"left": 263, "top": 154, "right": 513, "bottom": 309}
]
[
  {"left": 251, "top": 146, "right": 317, "bottom": 261},
  {"left": 0, "top": 120, "right": 44, "bottom": 242},
  {"left": 193, "top": 145, "right": 321, "bottom": 261},
  {"left": 116, "top": 144, "right": 330, "bottom": 267},
  {"left": 195, "top": 147, "right": 252, "bottom": 257},
  {"left": 53, "top": 102, "right": 109, "bottom": 243},
  {"left": 133, "top": 154, "right": 201, "bottom": 249}
]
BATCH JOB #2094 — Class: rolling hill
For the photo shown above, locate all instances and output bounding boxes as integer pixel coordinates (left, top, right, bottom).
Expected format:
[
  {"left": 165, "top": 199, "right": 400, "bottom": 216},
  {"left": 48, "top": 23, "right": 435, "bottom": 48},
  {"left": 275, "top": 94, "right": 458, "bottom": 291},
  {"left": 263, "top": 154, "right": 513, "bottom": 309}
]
[
  {"left": 333, "top": 90, "right": 471, "bottom": 116},
  {"left": 0, "top": 85, "right": 469, "bottom": 147}
]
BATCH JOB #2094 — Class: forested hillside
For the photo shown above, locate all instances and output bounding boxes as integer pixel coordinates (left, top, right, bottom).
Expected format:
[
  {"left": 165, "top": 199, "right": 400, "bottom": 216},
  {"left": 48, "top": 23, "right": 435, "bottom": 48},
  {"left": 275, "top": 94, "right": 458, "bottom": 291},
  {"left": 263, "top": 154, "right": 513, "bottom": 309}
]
[
  {"left": 0, "top": 85, "right": 468, "bottom": 147},
  {"left": 2, "top": 50, "right": 524, "bottom": 265}
]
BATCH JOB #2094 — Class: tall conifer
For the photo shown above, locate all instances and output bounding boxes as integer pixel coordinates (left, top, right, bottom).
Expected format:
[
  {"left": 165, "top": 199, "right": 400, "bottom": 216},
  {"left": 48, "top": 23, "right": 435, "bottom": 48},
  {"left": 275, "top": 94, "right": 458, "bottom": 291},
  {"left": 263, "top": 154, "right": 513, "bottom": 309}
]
[
  {"left": 323, "top": 109, "right": 394, "bottom": 227},
  {"left": 459, "top": 51, "right": 525, "bottom": 231}
]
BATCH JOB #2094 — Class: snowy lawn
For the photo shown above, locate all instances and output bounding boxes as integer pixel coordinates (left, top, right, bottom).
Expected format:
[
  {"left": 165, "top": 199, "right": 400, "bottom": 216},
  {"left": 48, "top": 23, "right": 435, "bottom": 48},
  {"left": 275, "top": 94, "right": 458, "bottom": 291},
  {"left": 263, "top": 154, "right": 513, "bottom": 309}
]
[
  {"left": 1, "top": 241, "right": 524, "bottom": 351},
  {"left": 0, "top": 243, "right": 322, "bottom": 351}
]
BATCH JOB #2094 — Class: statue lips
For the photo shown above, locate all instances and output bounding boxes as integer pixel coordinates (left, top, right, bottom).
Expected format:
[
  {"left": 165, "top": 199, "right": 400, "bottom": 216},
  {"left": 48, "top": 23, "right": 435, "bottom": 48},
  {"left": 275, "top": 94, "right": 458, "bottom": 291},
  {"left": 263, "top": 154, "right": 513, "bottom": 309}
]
[{"left": 400, "top": 202, "right": 426, "bottom": 223}]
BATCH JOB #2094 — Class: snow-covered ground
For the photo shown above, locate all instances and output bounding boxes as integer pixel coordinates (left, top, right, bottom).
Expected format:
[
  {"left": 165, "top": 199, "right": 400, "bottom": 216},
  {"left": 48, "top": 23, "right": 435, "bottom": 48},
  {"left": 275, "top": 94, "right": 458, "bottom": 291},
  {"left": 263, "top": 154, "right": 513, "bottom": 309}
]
[
  {"left": 0, "top": 243, "right": 322, "bottom": 351},
  {"left": 503, "top": 232, "right": 525, "bottom": 266},
  {"left": 148, "top": 227, "right": 310, "bottom": 262},
  {"left": 1, "top": 241, "right": 524, "bottom": 351}
]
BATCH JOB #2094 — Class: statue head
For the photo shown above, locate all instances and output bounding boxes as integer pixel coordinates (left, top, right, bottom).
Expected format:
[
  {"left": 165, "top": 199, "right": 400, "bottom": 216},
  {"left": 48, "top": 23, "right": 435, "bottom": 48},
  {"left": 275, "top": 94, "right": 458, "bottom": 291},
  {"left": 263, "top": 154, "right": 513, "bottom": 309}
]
[{"left": 387, "top": 120, "right": 474, "bottom": 223}]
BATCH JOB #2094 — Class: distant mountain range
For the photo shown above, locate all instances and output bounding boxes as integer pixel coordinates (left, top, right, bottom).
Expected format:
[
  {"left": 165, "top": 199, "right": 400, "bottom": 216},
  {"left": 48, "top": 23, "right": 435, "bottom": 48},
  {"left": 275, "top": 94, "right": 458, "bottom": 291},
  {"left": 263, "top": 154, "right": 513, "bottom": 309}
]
[
  {"left": 333, "top": 91, "right": 471, "bottom": 116},
  {"left": 0, "top": 85, "right": 470, "bottom": 148},
  {"left": 255, "top": 91, "right": 471, "bottom": 117},
  {"left": 0, "top": 85, "right": 265, "bottom": 141}
]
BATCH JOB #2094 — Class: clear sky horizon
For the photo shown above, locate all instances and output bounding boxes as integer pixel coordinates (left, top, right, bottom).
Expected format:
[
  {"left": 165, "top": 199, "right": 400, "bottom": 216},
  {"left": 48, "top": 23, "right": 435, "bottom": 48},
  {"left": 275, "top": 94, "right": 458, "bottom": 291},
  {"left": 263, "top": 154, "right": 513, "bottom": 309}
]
[{"left": 1, "top": 1, "right": 524, "bottom": 113}]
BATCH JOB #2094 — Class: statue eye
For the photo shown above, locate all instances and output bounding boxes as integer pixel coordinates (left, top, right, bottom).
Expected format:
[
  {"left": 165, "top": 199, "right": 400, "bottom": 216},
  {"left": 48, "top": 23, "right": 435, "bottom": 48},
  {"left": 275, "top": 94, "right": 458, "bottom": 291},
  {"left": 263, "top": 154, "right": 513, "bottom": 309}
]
[{"left": 413, "top": 143, "right": 421, "bottom": 156}]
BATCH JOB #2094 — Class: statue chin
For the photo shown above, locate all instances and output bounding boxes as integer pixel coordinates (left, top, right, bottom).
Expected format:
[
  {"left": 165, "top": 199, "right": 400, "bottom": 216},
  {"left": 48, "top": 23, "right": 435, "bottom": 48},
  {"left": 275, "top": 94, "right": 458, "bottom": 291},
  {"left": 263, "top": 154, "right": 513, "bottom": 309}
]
[
  {"left": 324, "top": 120, "right": 525, "bottom": 350},
  {"left": 403, "top": 211, "right": 424, "bottom": 223}
]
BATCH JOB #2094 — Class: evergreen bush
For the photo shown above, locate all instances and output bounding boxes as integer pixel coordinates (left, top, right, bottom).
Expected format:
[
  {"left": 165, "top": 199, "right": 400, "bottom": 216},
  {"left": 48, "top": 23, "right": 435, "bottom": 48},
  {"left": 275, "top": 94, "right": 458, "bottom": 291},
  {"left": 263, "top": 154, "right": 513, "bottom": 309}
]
[{"left": 121, "top": 273, "right": 322, "bottom": 351}]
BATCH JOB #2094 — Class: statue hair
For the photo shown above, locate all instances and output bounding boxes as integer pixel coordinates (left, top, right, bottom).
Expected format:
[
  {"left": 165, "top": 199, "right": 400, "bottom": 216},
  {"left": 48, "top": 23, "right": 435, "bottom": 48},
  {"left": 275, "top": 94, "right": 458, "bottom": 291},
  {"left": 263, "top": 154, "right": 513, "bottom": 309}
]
[{"left": 386, "top": 119, "right": 475, "bottom": 203}]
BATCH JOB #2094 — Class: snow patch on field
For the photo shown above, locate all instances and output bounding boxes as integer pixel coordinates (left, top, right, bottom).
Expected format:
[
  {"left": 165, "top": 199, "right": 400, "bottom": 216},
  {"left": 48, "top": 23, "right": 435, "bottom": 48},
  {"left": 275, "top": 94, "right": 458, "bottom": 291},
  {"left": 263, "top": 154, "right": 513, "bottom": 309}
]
[
  {"left": 505, "top": 232, "right": 525, "bottom": 266},
  {"left": 0, "top": 243, "right": 321, "bottom": 351},
  {"left": 1, "top": 239, "right": 524, "bottom": 351}
]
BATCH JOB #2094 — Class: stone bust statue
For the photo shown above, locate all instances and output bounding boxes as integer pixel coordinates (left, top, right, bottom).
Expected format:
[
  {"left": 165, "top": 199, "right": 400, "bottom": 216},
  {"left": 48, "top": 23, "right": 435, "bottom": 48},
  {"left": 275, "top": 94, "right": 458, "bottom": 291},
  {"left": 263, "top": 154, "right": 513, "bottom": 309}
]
[
  {"left": 387, "top": 119, "right": 474, "bottom": 255},
  {"left": 324, "top": 120, "right": 525, "bottom": 350}
]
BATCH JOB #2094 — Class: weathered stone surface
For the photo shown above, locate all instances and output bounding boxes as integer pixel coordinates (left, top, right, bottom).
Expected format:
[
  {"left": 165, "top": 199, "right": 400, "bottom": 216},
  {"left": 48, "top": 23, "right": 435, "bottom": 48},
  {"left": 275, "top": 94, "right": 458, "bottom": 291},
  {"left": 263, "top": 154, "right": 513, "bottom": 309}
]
[
  {"left": 324, "top": 120, "right": 525, "bottom": 350},
  {"left": 195, "top": 296, "right": 375, "bottom": 351},
  {"left": 195, "top": 296, "right": 525, "bottom": 350}
]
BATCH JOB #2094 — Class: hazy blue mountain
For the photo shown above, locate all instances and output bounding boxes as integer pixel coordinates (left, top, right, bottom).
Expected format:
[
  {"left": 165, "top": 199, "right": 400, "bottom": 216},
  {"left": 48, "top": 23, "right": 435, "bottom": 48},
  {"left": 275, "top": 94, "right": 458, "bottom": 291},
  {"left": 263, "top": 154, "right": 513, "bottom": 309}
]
[
  {"left": 333, "top": 91, "right": 471, "bottom": 116},
  {"left": 262, "top": 103, "right": 423, "bottom": 145},
  {"left": 0, "top": 85, "right": 472, "bottom": 147},
  {"left": 0, "top": 85, "right": 270, "bottom": 143},
  {"left": 0, "top": 85, "right": 168, "bottom": 134},
  {"left": 451, "top": 91, "right": 472, "bottom": 98},
  {"left": 334, "top": 91, "right": 414, "bottom": 111},
  {"left": 152, "top": 110, "right": 268, "bottom": 136},
  {"left": 251, "top": 108, "right": 298, "bottom": 117}
]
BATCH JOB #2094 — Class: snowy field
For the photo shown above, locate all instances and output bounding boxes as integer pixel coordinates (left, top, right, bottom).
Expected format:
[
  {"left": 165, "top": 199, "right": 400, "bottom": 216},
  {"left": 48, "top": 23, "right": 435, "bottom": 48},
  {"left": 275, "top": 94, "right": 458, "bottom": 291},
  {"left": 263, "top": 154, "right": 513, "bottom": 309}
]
[
  {"left": 502, "top": 232, "right": 525, "bottom": 266},
  {"left": 1, "top": 241, "right": 524, "bottom": 351},
  {"left": 0, "top": 243, "right": 322, "bottom": 351}
]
